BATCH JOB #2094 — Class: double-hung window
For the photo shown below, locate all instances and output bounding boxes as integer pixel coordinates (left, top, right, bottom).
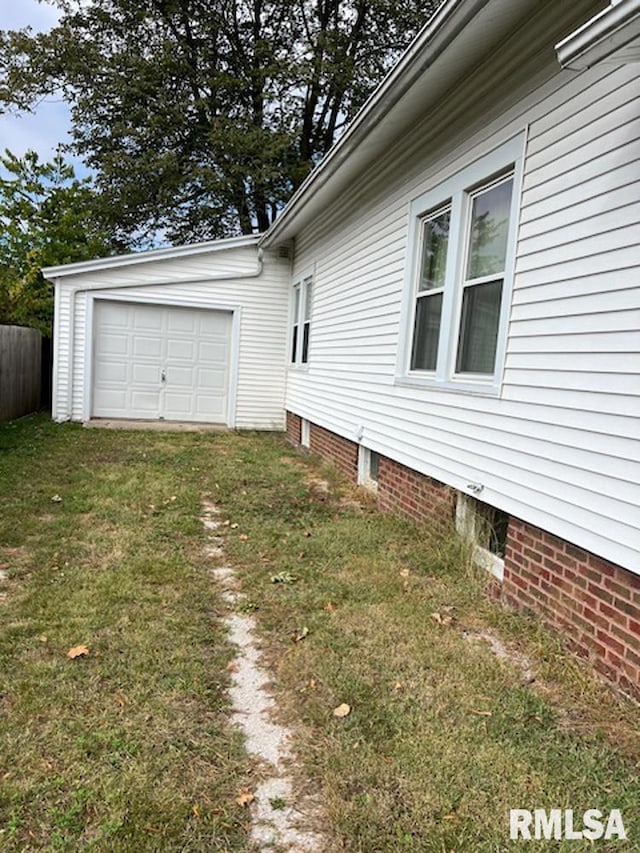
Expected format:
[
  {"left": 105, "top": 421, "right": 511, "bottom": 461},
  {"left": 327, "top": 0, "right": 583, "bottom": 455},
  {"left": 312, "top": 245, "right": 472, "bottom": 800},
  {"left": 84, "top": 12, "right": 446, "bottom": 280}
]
[
  {"left": 401, "top": 135, "right": 524, "bottom": 392},
  {"left": 290, "top": 271, "right": 313, "bottom": 366}
]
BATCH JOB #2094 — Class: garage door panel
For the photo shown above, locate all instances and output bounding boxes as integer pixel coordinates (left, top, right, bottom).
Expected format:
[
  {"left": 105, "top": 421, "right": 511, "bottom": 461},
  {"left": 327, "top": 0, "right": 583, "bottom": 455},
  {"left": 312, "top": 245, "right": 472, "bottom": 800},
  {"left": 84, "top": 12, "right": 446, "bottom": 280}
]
[
  {"left": 197, "top": 368, "right": 226, "bottom": 389},
  {"left": 133, "top": 307, "right": 164, "bottom": 330},
  {"left": 167, "top": 339, "right": 195, "bottom": 360},
  {"left": 132, "top": 364, "right": 161, "bottom": 384},
  {"left": 95, "top": 389, "right": 128, "bottom": 410},
  {"left": 93, "top": 301, "right": 231, "bottom": 423},
  {"left": 200, "top": 313, "right": 229, "bottom": 335},
  {"left": 195, "top": 395, "right": 226, "bottom": 417},
  {"left": 133, "top": 336, "right": 163, "bottom": 358},
  {"left": 167, "top": 312, "right": 197, "bottom": 333},
  {"left": 95, "top": 362, "right": 128, "bottom": 383},
  {"left": 199, "top": 342, "right": 227, "bottom": 361},
  {"left": 96, "top": 333, "right": 129, "bottom": 355},
  {"left": 166, "top": 366, "right": 194, "bottom": 386},
  {"left": 131, "top": 391, "right": 161, "bottom": 414}
]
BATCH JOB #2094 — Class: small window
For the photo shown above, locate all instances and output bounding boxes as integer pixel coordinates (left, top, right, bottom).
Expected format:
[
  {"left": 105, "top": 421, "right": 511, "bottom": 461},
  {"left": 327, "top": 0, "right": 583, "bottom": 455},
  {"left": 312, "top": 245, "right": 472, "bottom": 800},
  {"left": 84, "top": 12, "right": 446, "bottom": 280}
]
[
  {"left": 456, "top": 494, "right": 508, "bottom": 580},
  {"left": 290, "top": 272, "right": 313, "bottom": 366},
  {"left": 358, "top": 447, "right": 380, "bottom": 492}
]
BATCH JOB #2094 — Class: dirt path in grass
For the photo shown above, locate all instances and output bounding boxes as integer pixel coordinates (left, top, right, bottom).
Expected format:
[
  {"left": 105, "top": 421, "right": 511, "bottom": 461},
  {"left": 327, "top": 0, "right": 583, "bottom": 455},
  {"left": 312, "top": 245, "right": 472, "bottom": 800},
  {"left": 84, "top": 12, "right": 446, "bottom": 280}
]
[{"left": 200, "top": 496, "right": 324, "bottom": 851}]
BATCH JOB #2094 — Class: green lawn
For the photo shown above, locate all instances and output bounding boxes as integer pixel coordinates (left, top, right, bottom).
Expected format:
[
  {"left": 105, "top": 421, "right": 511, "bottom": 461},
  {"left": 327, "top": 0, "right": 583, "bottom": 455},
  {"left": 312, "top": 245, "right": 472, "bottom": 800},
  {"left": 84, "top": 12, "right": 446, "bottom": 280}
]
[{"left": 0, "top": 415, "right": 638, "bottom": 851}]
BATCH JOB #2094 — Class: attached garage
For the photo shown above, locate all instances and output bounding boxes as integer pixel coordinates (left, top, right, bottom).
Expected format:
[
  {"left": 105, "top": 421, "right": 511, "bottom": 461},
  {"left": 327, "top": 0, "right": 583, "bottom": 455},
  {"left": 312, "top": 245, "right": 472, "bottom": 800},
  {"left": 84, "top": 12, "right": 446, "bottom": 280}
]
[{"left": 45, "top": 236, "right": 290, "bottom": 430}]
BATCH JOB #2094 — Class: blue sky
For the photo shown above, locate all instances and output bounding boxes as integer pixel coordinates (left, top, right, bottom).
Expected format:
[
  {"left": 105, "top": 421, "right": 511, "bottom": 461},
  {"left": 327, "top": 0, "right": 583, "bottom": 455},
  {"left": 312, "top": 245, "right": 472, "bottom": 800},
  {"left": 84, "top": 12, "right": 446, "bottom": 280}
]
[{"left": 0, "top": 0, "right": 88, "bottom": 175}]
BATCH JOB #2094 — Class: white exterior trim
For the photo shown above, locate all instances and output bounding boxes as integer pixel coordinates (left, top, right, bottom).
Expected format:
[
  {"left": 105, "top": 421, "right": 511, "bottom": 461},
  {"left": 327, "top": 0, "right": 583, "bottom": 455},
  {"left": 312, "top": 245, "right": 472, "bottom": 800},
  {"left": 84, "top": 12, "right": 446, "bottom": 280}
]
[{"left": 43, "top": 235, "right": 261, "bottom": 280}]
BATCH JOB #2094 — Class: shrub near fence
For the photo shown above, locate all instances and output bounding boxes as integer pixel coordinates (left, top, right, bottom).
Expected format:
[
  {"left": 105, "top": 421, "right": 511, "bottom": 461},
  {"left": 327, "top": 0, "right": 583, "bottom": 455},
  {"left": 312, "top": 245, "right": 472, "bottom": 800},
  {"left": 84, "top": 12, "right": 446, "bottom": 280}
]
[{"left": 0, "top": 325, "right": 42, "bottom": 421}]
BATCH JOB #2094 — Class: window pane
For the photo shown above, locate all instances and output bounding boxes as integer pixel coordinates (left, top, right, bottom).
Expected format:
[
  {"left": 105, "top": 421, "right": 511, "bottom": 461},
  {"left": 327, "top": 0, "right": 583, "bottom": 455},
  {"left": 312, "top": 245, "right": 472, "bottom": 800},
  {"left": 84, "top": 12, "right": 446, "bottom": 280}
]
[
  {"left": 466, "top": 178, "right": 513, "bottom": 280},
  {"left": 411, "top": 292, "right": 443, "bottom": 371},
  {"left": 419, "top": 208, "right": 450, "bottom": 291},
  {"left": 456, "top": 279, "right": 502, "bottom": 374},
  {"left": 304, "top": 280, "right": 313, "bottom": 321},
  {"left": 291, "top": 325, "right": 298, "bottom": 363},
  {"left": 301, "top": 322, "right": 310, "bottom": 363}
]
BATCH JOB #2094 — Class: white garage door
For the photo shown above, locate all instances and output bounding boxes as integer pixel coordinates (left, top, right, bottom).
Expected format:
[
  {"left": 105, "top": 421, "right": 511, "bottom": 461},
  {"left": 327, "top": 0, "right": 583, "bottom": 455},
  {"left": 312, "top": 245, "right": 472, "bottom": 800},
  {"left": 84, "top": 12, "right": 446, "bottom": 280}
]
[{"left": 92, "top": 301, "right": 232, "bottom": 423}]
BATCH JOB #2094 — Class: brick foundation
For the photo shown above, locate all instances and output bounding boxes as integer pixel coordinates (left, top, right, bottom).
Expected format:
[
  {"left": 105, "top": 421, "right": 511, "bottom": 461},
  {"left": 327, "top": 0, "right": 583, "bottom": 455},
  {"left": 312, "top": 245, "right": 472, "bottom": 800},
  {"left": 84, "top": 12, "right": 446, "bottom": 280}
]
[
  {"left": 309, "top": 422, "right": 358, "bottom": 481},
  {"left": 285, "top": 411, "right": 301, "bottom": 446},
  {"left": 504, "top": 518, "right": 640, "bottom": 700},
  {"left": 377, "top": 456, "right": 454, "bottom": 537},
  {"left": 284, "top": 411, "right": 640, "bottom": 699}
]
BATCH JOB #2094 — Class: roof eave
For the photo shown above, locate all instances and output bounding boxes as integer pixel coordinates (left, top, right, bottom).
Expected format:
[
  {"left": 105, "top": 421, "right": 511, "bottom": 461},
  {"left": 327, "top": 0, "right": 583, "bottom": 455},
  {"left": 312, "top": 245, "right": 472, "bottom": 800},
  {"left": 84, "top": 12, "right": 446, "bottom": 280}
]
[
  {"left": 259, "top": 0, "right": 490, "bottom": 248},
  {"left": 42, "top": 234, "right": 261, "bottom": 280}
]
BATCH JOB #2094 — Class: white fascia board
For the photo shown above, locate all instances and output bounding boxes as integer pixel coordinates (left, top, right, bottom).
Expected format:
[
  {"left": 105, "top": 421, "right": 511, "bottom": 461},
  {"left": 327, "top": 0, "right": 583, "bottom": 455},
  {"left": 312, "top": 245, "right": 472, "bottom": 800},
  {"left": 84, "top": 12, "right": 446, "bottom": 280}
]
[
  {"left": 260, "top": 0, "right": 493, "bottom": 248},
  {"left": 556, "top": 0, "right": 640, "bottom": 70},
  {"left": 42, "top": 233, "right": 261, "bottom": 280}
]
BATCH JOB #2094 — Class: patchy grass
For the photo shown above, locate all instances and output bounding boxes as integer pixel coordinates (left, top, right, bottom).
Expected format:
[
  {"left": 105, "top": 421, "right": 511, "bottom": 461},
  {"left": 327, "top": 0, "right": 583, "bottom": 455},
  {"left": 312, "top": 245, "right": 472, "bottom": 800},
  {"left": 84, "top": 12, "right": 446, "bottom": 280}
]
[
  {"left": 0, "top": 416, "right": 250, "bottom": 851},
  {"left": 0, "top": 417, "right": 638, "bottom": 851},
  {"left": 208, "top": 438, "right": 640, "bottom": 852}
]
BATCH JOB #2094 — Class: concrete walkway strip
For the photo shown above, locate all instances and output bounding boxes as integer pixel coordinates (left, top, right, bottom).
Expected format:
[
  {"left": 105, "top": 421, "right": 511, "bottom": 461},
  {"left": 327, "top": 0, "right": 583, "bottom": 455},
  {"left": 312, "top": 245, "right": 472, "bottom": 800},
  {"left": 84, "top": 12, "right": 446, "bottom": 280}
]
[{"left": 200, "top": 497, "right": 324, "bottom": 851}]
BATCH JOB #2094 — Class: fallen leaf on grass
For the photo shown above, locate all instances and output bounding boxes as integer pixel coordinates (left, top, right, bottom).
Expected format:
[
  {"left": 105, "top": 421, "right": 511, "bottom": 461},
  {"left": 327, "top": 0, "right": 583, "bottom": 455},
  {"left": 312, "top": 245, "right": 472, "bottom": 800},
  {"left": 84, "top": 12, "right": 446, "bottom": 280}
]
[
  {"left": 399, "top": 568, "right": 410, "bottom": 579},
  {"left": 192, "top": 805, "right": 200, "bottom": 818},
  {"left": 227, "top": 661, "right": 239, "bottom": 672},
  {"left": 51, "top": 495, "right": 62, "bottom": 503},
  {"left": 333, "top": 703, "right": 351, "bottom": 718},
  {"left": 67, "top": 645, "right": 89, "bottom": 659},
  {"left": 38, "top": 635, "right": 48, "bottom": 644},
  {"left": 238, "top": 534, "right": 249, "bottom": 541},
  {"left": 430, "top": 612, "right": 454, "bottom": 626},
  {"left": 324, "top": 602, "right": 336, "bottom": 612},
  {"left": 294, "top": 626, "right": 309, "bottom": 642},
  {"left": 270, "top": 571, "right": 297, "bottom": 584},
  {"left": 471, "top": 709, "right": 492, "bottom": 717},
  {"left": 236, "top": 789, "right": 254, "bottom": 807}
]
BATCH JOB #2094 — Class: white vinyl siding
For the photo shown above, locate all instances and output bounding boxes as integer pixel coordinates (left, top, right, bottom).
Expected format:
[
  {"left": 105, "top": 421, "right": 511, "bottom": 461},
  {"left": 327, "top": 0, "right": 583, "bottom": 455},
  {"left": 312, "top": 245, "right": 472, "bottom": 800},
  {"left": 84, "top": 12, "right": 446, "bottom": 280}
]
[
  {"left": 53, "top": 246, "right": 289, "bottom": 430},
  {"left": 286, "top": 57, "right": 640, "bottom": 575}
]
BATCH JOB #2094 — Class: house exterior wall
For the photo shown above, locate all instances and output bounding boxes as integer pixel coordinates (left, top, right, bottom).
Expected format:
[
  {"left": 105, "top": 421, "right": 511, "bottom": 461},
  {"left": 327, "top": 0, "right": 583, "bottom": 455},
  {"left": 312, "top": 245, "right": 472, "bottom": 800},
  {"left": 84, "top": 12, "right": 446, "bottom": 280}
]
[
  {"left": 286, "top": 49, "right": 640, "bottom": 578},
  {"left": 53, "top": 245, "right": 290, "bottom": 429}
]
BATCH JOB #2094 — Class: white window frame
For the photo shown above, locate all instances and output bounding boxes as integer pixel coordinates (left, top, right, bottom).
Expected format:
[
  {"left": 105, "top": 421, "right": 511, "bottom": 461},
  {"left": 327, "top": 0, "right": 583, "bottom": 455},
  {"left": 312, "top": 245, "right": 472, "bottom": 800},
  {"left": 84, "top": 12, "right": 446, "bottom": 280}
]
[
  {"left": 358, "top": 446, "right": 380, "bottom": 493},
  {"left": 300, "top": 417, "right": 311, "bottom": 448},
  {"left": 290, "top": 268, "right": 313, "bottom": 368},
  {"left": 396, "top": 134, "right": 525, "bottom": 396}
]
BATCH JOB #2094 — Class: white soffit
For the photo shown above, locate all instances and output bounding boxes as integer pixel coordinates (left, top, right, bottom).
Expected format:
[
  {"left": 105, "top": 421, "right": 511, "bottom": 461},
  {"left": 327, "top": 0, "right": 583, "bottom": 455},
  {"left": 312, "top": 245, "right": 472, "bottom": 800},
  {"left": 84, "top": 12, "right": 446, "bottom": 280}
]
[{"left": 556, "top": 0, "right": 640, "bottom": 70}]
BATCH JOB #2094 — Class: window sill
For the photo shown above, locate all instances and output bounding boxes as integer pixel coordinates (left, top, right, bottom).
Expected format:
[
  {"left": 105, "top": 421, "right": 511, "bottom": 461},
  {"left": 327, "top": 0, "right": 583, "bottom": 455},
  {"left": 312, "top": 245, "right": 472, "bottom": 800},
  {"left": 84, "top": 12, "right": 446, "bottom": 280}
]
[
  {"left": 394, "top": 374, "right": 501, "bottom": 397},
  {"left": 473, "top": 545, "right": 504, "bottom": 582},
  {"left": 288, "top": 364, "right": 310, "bottom": 373}
]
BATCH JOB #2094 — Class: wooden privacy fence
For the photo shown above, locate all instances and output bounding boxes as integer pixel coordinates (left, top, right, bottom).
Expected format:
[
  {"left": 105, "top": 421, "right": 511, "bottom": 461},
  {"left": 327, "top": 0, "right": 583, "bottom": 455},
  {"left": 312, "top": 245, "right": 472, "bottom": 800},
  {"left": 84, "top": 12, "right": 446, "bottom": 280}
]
[{"left": 0, "top": 325, "right": 42, "bottom": 421}]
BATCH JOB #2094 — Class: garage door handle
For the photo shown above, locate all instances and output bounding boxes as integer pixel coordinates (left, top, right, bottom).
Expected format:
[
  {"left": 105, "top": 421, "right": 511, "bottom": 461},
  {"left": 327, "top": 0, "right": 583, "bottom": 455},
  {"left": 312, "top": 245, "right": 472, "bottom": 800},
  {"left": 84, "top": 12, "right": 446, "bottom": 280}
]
[{"left": 161, "top": 369, "right": 166, "bottom": 383}]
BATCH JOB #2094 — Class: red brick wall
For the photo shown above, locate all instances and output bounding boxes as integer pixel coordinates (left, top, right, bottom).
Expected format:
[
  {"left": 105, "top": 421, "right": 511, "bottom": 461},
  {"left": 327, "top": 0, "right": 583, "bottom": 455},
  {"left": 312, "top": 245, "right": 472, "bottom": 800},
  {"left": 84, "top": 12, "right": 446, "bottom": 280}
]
[
  {"left": 503, "top": 517, "right": 640, "bottom": 700},
  {"left": 308, "top": 422, "right": 359, "bottom": 481},
  {"left": 285, "top": 412, "right": 639, "bottom": 698},
  {"left": 377, "top": 456, "right": 453, "bottom": 538},
  {"left": 285, "top": 411, "right": 301, "bottom": 446}
]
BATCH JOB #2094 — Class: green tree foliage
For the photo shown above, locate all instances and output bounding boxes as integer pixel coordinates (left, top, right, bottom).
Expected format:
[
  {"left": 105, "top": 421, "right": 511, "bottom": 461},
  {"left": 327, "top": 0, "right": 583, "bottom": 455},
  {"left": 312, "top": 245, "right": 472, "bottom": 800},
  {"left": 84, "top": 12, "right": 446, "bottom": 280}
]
[
  {"left": 0, "top": 149, "right": 118, "bottom": 334},
  {"left": 0, "top": 0, "right": 442, "bottom": 244}
]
